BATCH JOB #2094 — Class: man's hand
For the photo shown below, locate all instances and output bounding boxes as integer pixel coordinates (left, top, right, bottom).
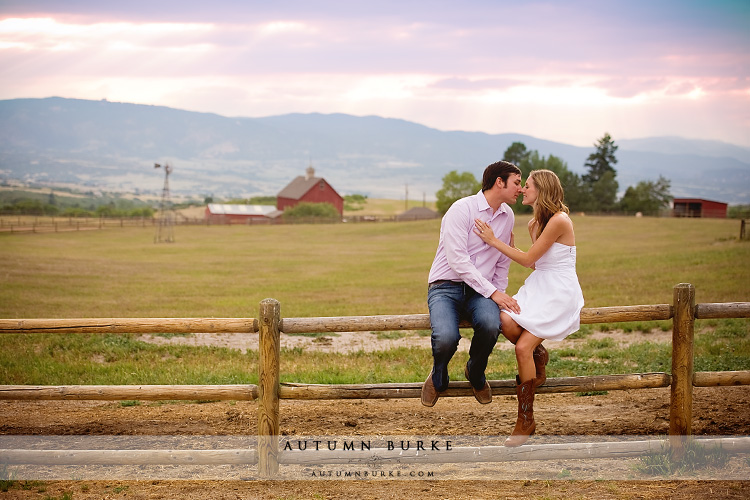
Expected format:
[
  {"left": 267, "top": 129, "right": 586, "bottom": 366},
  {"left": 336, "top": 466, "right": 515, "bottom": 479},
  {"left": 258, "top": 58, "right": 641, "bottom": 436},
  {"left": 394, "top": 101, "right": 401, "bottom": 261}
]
[{"left": 490, "top": 290, "right": 520, "bottom": 314}]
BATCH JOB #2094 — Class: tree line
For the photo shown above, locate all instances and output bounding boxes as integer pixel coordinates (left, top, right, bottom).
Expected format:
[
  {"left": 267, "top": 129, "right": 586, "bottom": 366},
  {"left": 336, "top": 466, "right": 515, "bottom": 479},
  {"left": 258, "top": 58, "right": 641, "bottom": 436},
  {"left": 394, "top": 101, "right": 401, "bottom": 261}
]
[
  {"left": 0, "top": 190, "right": 155, "bottom": 218},
  {"left": 436, "top": 133, "right": 673, "bottom": 216}
]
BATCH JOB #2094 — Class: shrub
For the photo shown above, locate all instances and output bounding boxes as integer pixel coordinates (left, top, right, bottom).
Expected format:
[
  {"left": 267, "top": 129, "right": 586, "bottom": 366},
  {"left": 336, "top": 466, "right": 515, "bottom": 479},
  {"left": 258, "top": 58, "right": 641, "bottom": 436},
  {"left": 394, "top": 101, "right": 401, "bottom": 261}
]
[{"left": 283, "top": 202, "right": 340, "bottom": 219}]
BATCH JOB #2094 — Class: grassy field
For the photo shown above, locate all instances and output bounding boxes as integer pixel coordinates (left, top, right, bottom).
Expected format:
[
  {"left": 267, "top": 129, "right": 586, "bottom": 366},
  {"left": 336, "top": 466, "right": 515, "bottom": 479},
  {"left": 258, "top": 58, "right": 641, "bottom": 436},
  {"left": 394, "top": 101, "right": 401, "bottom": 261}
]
[
  {"left": 0, "top": 214, "right": 748, "bottom": 385},
  {"left": 344, "top": 197, "right": 438, "bottom": 216},
  {"left": 0, "top": 214, "right": 747, "bottom": 318}
]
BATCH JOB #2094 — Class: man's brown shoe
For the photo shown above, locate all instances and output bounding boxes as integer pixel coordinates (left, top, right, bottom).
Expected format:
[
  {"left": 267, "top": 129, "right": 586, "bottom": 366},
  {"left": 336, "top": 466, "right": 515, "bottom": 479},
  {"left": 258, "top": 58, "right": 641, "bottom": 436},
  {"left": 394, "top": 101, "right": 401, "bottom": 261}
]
[
  {"left": 465, "top": 363, "right": 492, "bottom": 404},
  {"left": 421, "top": 371, "right": 441, "bottom": 407}
]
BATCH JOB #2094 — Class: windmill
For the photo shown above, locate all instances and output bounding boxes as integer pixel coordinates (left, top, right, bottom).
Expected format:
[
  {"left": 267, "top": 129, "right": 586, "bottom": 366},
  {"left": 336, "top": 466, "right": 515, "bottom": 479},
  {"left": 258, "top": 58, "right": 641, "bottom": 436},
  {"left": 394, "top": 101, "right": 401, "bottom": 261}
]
[{"left": 154, "top": 162, "right": 175, "bottom": 243}]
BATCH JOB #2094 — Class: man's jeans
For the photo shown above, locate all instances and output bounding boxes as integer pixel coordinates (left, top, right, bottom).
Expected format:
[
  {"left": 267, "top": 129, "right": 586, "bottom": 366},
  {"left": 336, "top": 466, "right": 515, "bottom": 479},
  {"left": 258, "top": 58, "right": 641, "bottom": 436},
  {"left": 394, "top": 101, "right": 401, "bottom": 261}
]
[{"left": 427, "top": 281, "right": 501, "bottom": 392}]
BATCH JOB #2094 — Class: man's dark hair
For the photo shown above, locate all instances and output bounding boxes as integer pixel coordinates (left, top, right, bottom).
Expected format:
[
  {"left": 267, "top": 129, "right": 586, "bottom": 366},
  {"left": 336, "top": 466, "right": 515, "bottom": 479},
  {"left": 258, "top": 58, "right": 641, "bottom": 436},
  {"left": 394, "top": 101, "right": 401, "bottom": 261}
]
[{"left": 481, "top": 161, "right": 522, "bottom": 192}]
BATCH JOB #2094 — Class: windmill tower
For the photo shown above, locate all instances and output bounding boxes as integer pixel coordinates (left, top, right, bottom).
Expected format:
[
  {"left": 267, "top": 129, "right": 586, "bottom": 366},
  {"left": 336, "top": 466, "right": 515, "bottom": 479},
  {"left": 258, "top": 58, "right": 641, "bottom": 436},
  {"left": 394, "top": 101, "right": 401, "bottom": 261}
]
[{"left": 154, "top": 162, "right": 175, "bottom": 243}]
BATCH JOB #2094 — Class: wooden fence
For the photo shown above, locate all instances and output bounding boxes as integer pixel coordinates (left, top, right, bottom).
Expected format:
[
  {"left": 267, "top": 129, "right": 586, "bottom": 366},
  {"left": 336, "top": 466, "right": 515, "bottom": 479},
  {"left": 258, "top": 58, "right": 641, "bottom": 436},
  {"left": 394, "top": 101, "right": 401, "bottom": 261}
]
[
  {"left": 0, "top": 216, "right": 155, "bottom": 233},
  {"left": 1, "top": 283, "right": 749, "bottom": 477},
  {"left": 0, "top": 214, "right": 436, "bottom": 233}
]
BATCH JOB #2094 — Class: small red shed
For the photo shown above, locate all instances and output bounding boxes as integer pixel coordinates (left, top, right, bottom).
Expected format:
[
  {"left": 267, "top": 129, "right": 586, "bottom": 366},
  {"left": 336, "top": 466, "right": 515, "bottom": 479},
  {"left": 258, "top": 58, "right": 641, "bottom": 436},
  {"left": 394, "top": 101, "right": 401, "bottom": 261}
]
[
  {"left": 672, "top": 198, "right": 728, "bottom": 218},
  {"left": 277, "top": 166, "right": 344, "bottom": 215}
]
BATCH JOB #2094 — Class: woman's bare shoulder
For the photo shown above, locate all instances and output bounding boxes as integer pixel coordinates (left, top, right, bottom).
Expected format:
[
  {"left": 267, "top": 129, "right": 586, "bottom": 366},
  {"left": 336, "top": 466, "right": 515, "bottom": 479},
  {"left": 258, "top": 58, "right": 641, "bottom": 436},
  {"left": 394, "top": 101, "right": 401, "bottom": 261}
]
[
  {"left": 550, "top": 212, "right": 572, "bottom": 225},
  {"left": 549, "top": 212, "right": 575, "bottom": 243}
]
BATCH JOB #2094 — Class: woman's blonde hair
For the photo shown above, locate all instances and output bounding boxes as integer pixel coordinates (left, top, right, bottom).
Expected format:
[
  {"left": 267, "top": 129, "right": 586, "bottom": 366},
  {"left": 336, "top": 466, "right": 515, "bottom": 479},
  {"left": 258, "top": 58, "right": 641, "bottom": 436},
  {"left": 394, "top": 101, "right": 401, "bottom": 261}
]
[{"left": 529, "top": 169, "right": 569, "bottom": 238}]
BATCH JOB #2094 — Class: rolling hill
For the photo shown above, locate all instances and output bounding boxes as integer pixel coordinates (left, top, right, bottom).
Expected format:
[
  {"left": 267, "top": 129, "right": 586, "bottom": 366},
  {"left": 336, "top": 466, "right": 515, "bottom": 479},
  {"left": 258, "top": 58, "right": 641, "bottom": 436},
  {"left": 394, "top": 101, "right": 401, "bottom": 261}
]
[{"left": 1, "top": 97, "right": 748, "bottom": 204}]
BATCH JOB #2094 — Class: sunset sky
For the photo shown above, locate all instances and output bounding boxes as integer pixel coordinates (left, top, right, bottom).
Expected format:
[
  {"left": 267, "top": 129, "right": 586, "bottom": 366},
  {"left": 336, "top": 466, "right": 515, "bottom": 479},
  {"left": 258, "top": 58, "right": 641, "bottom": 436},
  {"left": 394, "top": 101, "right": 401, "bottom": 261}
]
[{"left": 1, "top": 0, "right": 748, "bottom": 147}]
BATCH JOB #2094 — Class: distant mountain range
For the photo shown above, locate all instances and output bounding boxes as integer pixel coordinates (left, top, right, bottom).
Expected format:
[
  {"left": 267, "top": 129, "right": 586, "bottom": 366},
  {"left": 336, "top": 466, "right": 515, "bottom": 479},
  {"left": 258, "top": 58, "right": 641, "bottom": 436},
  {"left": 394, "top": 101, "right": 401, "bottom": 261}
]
[{"left": 1, "top": 97, "right": 748, "bottom": 204}]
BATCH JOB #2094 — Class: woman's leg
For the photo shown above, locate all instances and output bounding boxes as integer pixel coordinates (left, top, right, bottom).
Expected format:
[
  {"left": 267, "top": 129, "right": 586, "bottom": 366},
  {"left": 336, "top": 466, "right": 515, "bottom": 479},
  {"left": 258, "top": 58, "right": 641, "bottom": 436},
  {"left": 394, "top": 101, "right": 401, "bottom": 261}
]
[
  {"left": 506, "top": 329, "right": 544, "bottom": 447},
  {"left": 500, "top": 311, "right": 522, "bottom": 344},
  {"left": 515, "top": 330, "right": 544, "bottom": 383},
  {"left": 502, "top": 315, "right": 549, "bottom": 385}
]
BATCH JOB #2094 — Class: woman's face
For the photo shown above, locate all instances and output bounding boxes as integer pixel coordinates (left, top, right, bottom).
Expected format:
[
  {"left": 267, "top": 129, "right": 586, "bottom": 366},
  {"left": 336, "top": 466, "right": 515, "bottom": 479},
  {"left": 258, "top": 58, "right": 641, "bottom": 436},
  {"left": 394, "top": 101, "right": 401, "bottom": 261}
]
[{"left": 521, "top": 176, "right": 538, "bottom": 206}]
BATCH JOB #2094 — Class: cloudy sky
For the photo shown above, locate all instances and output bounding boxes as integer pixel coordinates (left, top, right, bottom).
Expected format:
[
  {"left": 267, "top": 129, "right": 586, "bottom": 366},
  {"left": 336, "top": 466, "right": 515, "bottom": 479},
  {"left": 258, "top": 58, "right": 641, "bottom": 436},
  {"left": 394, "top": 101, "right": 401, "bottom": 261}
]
[{"left": 1, "top": 0, "right": 748, "bottom": 147}]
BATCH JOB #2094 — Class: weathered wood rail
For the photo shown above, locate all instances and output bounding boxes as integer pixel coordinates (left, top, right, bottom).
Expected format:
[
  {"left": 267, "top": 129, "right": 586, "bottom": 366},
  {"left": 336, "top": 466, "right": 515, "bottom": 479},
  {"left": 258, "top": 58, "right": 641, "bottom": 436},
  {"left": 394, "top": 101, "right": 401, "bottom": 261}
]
[{"left": 0, "top": 283, "right": 748, "bottom": 477}]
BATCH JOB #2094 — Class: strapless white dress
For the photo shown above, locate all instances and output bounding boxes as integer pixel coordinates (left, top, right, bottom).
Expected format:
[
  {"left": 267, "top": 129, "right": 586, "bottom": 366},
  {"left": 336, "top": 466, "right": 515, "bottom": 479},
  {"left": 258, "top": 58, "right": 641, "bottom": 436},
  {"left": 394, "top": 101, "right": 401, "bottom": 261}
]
[{"left": 505, "top": 242, "right": 584, "bottom": 341}]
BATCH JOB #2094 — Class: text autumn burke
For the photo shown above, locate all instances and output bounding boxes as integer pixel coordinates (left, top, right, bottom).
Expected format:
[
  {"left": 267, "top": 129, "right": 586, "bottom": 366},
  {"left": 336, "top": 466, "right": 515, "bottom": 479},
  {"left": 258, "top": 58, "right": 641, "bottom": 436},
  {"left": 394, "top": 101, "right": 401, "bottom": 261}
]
[{"left": 282, "top": 440, "right": 453, "bottom": 452}]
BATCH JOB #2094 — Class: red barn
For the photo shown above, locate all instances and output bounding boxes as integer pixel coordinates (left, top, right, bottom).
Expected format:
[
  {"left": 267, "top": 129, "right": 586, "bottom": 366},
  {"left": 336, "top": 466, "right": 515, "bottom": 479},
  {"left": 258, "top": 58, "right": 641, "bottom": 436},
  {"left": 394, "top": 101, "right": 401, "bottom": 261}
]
[
  {"left": 277, "top": 166, "right": 344, "bottom": 215},
  {"left": 672, "top": 198, "right": 728, "bottom": 218}
]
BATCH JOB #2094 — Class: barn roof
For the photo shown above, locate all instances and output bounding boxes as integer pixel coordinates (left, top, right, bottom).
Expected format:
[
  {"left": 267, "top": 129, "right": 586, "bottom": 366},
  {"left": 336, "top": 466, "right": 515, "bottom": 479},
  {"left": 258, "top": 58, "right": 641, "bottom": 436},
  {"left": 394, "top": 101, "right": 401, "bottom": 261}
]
[
  {"left": 673, "top": 198, "right": 727, "bottom": 206},
  {"left": 397, "top": 206, "right": 439, "bottom": 220},
  {"left": 277, "top": 166, "right": 342, "bottom": 201},
  {"left": 277, "top": 175, "right": 322, "bottom": 200},
  {"left": 207, "top": 204, "right": 277, "bottom": 216}
]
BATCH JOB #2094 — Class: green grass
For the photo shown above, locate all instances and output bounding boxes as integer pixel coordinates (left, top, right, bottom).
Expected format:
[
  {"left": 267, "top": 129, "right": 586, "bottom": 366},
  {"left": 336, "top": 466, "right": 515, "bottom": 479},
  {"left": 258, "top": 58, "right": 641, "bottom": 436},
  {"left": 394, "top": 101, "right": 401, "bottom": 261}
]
[
  {"left": 344, "top": 198, "right": 438, "bottom": 217},
  {"left": 0, "top": 320, "right": 747, "bottom": 385},
  {"left": 0, "top": 214, "right": 748, "bottom": 385},
  {"left": 0, "top": 333, "right": 258, "bottom": 385},
  {"left": 633, "top": 440, "right": 730, "bottom": 477},
  {"left": 0, "top": 215, "right": 746, "bottom": 320}
]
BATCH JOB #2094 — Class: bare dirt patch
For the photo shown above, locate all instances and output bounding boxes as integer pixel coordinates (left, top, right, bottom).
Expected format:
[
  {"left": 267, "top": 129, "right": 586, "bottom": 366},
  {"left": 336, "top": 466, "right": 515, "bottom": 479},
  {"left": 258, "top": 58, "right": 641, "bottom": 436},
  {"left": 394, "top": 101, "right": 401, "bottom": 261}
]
[
  {"left": 137, "top": 328, "right": 672, "bottom": 354},
  {"left": 2, "top": 386, "right": 749, "bottom": 498}
]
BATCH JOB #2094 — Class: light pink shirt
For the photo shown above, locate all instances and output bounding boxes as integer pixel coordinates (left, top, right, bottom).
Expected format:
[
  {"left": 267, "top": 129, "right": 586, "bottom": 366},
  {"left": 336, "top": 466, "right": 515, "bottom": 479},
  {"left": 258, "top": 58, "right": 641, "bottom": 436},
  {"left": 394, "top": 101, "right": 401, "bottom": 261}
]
[{"left": 428, "top": 191, "right": 514, "bottom": 297}]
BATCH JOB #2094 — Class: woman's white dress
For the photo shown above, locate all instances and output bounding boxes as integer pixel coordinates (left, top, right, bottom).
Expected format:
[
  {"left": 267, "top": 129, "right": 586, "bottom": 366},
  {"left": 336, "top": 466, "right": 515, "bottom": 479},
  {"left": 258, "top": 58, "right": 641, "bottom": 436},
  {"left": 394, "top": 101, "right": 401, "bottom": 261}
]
[{"left": 505, "top": 242, "right": 584, "bottom": 341}]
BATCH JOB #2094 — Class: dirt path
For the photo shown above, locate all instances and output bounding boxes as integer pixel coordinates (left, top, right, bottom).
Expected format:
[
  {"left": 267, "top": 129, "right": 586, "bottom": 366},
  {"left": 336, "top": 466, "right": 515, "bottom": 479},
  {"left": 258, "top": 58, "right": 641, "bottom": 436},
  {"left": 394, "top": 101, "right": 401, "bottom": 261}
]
[
  {"left": 2, "top": 385, "right": 749, "bottom": 498},
  {"left": 137, "top": 328, "right": 673, "bottom": 354}
]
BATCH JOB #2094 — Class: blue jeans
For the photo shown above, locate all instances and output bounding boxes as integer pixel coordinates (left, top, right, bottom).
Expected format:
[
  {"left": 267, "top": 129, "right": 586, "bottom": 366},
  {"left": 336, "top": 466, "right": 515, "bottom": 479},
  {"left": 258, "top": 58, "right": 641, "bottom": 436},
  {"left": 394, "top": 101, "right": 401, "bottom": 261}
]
[{"left": 427, "top": 281, "right": 501, "bottom": 392}]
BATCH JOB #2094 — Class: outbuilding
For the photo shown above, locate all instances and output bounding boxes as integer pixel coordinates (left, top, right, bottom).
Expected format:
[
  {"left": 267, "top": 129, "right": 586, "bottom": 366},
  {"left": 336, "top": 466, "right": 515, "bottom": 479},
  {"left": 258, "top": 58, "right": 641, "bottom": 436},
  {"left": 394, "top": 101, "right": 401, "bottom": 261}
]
[
  {"left": 672, "top": 198, "right": 728, "bottom": 218},
  {"left": 396, "top": 206, "right": 439, "bottom": 221},
  {"left": 277, "top": 166, "right": 344, "bottom": 216},
  {"left": 205, "top": 204, "right": 280, "bottom": 224}
]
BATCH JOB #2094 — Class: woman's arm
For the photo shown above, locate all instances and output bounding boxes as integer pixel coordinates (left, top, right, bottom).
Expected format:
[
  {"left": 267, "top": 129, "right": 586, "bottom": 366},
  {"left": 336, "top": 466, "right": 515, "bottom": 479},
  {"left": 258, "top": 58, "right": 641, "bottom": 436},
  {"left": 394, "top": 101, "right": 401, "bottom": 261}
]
[{"left": 474, "top": 214, "right": 569, "bottom": 267}]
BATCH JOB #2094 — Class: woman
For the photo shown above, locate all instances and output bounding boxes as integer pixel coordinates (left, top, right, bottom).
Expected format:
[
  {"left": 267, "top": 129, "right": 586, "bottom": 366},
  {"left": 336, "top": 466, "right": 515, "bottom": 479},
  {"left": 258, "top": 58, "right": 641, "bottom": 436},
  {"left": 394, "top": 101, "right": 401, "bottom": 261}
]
[{"left": 474, "top": 169, "right": 584, "bottom": 447}]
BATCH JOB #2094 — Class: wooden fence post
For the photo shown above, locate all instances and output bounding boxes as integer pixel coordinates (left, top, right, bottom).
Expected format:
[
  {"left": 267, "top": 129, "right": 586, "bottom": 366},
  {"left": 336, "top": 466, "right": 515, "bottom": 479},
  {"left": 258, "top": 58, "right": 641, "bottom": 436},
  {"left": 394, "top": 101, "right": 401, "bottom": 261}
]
[
  {"left": 257, "top": 298, "right": 281, "bottom": 477},
  {"left": 670, "top": 283, "right": 695, "bottom": 452}
]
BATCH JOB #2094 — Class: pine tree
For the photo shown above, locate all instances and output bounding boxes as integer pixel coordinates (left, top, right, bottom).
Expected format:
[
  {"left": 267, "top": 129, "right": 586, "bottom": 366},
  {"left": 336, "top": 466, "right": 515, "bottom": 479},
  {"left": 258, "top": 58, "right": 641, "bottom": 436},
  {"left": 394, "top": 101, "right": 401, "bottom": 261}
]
[
  {"left": 583, "top": 133, "right": 618, "bottom": 184},
  {"left": 583, "top": 133, "right": 619, "bottom": 212}
]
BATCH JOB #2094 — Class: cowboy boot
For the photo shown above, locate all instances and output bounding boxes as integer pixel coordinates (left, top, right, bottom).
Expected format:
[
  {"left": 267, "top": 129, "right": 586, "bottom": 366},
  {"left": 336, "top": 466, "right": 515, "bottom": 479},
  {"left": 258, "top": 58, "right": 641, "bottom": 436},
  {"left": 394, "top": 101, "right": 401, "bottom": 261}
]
[
  {"left": 505, "top": 376, "right": 537, "bottom": 447},
  {"left": 533, "top": 344, "right": 549, "bottom": 387}
]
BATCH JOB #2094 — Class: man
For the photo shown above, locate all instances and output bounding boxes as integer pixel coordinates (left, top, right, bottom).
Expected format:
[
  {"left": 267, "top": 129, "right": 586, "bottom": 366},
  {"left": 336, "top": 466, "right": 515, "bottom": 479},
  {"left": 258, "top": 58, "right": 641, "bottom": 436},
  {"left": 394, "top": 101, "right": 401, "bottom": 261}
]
[{"left": 422, "top": 160, "right": 523, "bottom": 407}]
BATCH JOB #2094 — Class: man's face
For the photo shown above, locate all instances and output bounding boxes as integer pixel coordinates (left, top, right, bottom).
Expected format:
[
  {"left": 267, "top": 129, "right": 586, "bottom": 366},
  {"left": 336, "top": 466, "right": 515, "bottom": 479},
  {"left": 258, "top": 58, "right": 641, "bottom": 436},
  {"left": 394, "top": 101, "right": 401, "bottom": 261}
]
[{"left": 497, "top": 173, "right": 523, "bottom": 205}]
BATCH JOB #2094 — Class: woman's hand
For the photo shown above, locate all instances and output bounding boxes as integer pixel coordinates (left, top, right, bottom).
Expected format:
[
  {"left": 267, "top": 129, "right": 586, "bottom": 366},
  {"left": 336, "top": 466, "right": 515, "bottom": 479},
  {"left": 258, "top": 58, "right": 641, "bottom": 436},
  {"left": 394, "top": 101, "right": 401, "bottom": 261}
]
[{"left": 474, "top": 219, "right": 497, "bottom": 245}]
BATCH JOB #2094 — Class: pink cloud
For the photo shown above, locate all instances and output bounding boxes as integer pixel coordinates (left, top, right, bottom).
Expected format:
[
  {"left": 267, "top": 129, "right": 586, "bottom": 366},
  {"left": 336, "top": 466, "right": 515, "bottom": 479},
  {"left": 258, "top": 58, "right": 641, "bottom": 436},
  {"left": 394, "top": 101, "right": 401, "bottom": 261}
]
[{"left": 429, "top": 77, "right": 521, "bottom": 91}]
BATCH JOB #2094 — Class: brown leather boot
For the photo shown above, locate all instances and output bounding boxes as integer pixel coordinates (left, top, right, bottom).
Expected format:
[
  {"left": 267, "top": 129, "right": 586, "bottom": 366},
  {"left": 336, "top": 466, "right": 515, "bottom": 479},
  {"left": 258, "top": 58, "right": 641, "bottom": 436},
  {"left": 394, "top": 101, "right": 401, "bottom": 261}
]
[
  {"left": 421, "top": 370, "right": 442, "bottom": 407},
  {"left": 505, "top": 376, "right": 537, "bottom": 447},
  {"left": 465, "top": 362, "right": 492, "bottom": 404},
  {"left": 533, "top": 344, "right": 549, "bottom": 387}
]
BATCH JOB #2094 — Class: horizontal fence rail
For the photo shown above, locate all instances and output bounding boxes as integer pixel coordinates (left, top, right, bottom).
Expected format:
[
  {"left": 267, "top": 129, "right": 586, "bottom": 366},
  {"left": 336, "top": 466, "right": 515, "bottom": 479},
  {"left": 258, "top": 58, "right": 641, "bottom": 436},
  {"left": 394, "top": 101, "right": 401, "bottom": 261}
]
[
  {"left": 278, "top": 372, "right": 672, "bottom": 399},
  {"left": 0, "top": 318, "right": 258, "bottom": 335},
  {"left": 695, "top": 302, "right": 750, "bottom": 319},
  {"left": 0, "top": 449, "right": 259, "bottom": 466},
  {"left": 1, "top": 371, "right": 747, "bottom": 402},
  {"left": 2, "top": 303, "right": 747, "bottom": 336},
  {"left": 280, "top": 304, "right": 676, "bottom": 333},
  {"left": 4, "top": 437, "right": 750, "bottom": 467},
  {"left": 0, "top": 385, "right": 259, "bottom": 401}
]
